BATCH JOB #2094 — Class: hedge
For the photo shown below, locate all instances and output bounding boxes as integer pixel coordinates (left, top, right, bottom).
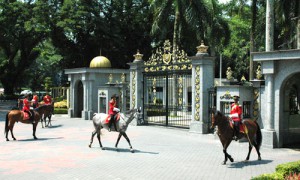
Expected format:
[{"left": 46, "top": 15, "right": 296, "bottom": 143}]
[
  {"left": 252, "top": 160, "right": 300, "bottom": 180},
  {"left": 54, "top": 108, "right": 68, "bottom": 114}
]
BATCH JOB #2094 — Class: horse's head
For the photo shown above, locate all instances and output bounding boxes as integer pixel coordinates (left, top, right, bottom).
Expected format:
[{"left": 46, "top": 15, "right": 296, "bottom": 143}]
[{"left": 211, "top": 110, "right": 224, "bottom": 129}]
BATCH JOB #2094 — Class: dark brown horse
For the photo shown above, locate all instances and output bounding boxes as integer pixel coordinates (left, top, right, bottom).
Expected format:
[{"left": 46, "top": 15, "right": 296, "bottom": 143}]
[
  {"left": 4, "top": 110, "right": 41, "bottom": 141},
  {"left": 35, "top": 103, "right": 54, "bottom": 128},
  {"left": 211, "top": 110, "right": 262, "bottom": 165}
]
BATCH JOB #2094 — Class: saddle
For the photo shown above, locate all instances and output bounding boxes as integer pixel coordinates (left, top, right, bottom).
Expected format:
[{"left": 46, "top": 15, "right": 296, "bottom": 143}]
[{"left": 104, "top": 113, "right": 121, "bottom": 124}]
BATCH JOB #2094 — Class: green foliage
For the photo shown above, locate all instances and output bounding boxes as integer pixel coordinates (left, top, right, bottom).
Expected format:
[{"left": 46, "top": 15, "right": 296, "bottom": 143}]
[
  {"left": 275, "top": 161, "right": 300, "bottom": 178},
  {"left": 251, "top": 172, "right": 284, "bottom": 180},
  {"left": 252, "top": 160, "right": 300, "bottom": 180},
  {"left": 44, "top": 77, "right": 53, "bottom": 92},
  {"left": 0, "top": 1, "right": 49, "bottom": 95},
  {"left": 54, "top": 108, "right": 68, "bottom": 114}
]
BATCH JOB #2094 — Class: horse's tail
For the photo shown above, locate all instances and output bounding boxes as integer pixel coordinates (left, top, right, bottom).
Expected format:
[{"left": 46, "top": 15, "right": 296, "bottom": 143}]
[
  {"left": 255, "top": 121, "right": 262, "bottom": 148},
  {"left": 4, "top": 112, "right": 9, "bottom": 135}
]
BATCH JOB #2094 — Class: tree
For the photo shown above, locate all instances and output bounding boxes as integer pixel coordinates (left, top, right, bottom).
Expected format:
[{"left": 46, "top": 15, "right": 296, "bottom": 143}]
[
  {"left": 149, "top": 0, "right": 214, "bottom": 54},
  {"left": 50, "top": 0, "right": 152, "bottom": 69},
  {"left": 0, "top": 1, "right": 49, "bottom": 95}
]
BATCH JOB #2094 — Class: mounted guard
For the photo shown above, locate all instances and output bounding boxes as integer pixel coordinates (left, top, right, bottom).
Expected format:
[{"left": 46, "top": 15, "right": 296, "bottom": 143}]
[
  {"left": 228, "top": 95, "right": 242, "bottom": 141},
  {"left": 43, "top": 93, "right": 52, "bottom": 105},
  {"left": 22, "top": 94, "right": 35, "bottom": 123},
  {"left": 108, "top": 94, "right": 119, "bottom": 132}
]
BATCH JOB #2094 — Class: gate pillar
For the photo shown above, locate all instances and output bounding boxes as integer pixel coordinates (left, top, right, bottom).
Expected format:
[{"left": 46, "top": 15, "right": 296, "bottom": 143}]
[
  {"left": 128, "top": 50, "right": 144, "bottom": 125},
  {"left": 190, "top": 42, "right": 215, "bottom": 134}
]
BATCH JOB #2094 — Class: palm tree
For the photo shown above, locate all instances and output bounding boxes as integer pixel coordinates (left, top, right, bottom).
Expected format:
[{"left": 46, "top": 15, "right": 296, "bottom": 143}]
[
  {"left": 149, "top": 0, "right": 213, "bottom": 53},
  {"left": 275, "top": 0, "right": 300, "bottom": 49}
]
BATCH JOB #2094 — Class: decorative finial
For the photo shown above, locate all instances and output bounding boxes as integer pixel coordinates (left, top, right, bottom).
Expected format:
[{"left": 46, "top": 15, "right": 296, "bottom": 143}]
[
  {"left": 109, "top": 74, "right": 113, "bottom": 83},
  {"left": 196, "top": 40, "right": 209, "bottom": 54},
  {"left": 121, "top": 73, "right": 126, "bottom": 83},
  {"left": 133, "top": 49, "right": 143, "bottom": 62},
  {"left": 226, "top": 67, "right": 233, "bottom": 80},
  {"left": 241, "top": 75, "right": 246, "bottom": 82},
  {"left": 256, "top": 65, "right": 262, "bottom": 80}
]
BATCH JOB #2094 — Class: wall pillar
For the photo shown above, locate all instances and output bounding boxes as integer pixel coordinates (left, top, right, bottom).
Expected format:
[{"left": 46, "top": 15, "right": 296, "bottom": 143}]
[
  {"left": 189, "top": 42, "right": 215, "bottom": 134},
  {"left": 128, "top": 50, "right": 144, "bottom": 125},
  {"left": 262, "top": 73, "right": 276, "bottom": 147},
  {"left": 82, "top": 80, "right": 93, "bottom": 120},
  {"left": 68, "top": 75, "right": 75, "bottom": 118}
]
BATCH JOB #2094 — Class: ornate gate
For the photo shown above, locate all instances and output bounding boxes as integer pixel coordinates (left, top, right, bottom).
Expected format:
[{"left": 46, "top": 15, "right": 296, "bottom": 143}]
[{"left": 143, "top": 40, "right": 192, "bottom": 128}]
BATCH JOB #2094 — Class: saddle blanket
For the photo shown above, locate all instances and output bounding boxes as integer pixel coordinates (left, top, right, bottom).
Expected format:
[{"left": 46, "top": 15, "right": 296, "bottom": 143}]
[{"left": 22, "top": 111, "right": 30, "bottom": 121}]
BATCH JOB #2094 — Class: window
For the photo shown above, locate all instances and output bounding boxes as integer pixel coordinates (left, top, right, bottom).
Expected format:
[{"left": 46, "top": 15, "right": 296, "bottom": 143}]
[
  {"left": 242, "top": 101, "right": 251, "bottom": 118},
  {"left": 290, "top": 87, "right": 299, "bottom": 115}
]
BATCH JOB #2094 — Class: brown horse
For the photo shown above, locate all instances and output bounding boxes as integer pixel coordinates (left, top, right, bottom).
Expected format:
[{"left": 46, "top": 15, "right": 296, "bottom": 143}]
[
  {"left": 211, "top": 110, "right": 262, "bottom": 165},
  {"left": 4, "top": 110, "right": 40, "bottom": 141},
  {"left": 35, "top": 103, "right": 54, "bottom": 128}
]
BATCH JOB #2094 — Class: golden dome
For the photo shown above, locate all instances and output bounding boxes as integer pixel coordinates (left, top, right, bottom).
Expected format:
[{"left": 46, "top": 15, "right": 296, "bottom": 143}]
[{"left": 89, "top": 56, "right": 111, "bottom": 68}]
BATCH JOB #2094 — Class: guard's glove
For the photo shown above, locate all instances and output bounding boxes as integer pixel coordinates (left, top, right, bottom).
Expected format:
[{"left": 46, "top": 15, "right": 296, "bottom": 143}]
[{"left": 113, "top": 107, "right": 120, "bottom": 112}]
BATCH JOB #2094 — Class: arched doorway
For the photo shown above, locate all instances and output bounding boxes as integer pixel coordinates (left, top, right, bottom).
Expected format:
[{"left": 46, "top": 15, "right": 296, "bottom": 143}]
[
  {"left": 74, "top": 80, "right": 83, "bottom": 118},
  {"left": 282, "top": 72, "right": 300, "bottom": 147}
]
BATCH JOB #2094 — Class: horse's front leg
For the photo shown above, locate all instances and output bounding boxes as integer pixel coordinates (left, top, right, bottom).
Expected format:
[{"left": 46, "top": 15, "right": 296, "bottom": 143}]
[
  {"left": 47, "top": 115, "right": 52, "bottom": 127},
  {"left": 40, "top": 115, "right": 44, "bottom": 128},
  {"left": 32, "top": 123, "right": 38, "bottom": 140},
  {"left": 122, "top": 132, "right": 134, "bottom": 153},
  {"left": 222, "top": 141, "right": 234, "bottom": 165},
  {"left": 115, "top": 132, "right": 122, "bottom": 150},
  {"left": 96, "top": 129, "right": 104, "bottom": 150}
]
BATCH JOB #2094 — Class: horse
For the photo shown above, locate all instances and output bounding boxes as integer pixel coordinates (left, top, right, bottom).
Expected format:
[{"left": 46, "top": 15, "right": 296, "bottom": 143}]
[
  {"left": 211, "top": 110, "right": 262, "bottom": 165},
  {"left": 4, "top": 109, "right": 41, "bottom": 141},
  {"left": 35, "top": 103, "right": 54, "bottom": 128},
  {"left": 88, "top": 108, "right": 140, "bottom": 153}
]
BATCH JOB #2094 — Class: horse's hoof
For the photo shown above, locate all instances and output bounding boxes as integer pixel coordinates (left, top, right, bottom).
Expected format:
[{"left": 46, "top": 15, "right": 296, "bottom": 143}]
[
  {"left": 101, "top": 147, "right": 105, "bottom": 150},
  {"left": 13, "top": 138, "right": 16, "bottom": 141},
  {"left": 258, "top": 157, "right": 261, "bottom": 161},
  {"left": 230, "top": 158, "right": 234, "bottom": 162},
  {"left": 130, "top": 149, "right": 134, "bottom": 153},
  {"left": 6, "top": 139, "right": 9, "bottom": 141},
  {"left": 88, "top": 144, "right": 91, "bottom": 148},
  {"left": 222, "top": 162, "right": 226, "bottom": 165}
]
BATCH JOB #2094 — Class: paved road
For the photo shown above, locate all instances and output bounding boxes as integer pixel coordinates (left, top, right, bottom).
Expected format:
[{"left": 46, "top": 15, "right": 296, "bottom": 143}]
[{"left": 0, "top": 101, "right": 300, "bottom": 180}]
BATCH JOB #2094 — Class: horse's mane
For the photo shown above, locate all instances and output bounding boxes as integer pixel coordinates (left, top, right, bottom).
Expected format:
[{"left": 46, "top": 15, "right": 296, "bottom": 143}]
[{"left": 124, "top": 109, "right": 136, "bottom": 115}]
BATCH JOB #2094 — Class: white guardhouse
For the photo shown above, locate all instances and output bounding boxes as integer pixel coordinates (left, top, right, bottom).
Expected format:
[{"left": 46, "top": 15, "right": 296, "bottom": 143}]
[{"left": 65, "top": 56, "right": 129, "bottom": 120}]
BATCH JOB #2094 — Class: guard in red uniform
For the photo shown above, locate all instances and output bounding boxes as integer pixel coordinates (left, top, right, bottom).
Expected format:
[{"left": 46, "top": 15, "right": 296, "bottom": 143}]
[
  {"left": 108, "top": 94, "right": 120, "bottom": 132},
  {"left": 22, "top": 94, "right": 34, "bottom": 121},
  {"left": 32, "top": 94, "right": 39, "bottom": 108},
  {"left": 229, "top": 95, "right": 242, "bottom": 141},
  {"left": 43, "top": 93, "right": 52, "bottom": 105}
]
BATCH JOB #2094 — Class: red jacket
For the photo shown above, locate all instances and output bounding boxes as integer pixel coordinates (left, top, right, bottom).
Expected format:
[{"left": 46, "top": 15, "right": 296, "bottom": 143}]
[
  {"left": 230, "top": 103, "right": 242, "bottom": 122},
  {"left": 32, "top": 95, "right": 39, "bottom": 107},
  {"left": 108, "top": 99, "right": 117, "bottom": 115},
  {"left": 43, "top": 95, "right": 52, "bottom": 105},
  {"left": 22, "top": 98, "right": 31, "bottom": 111}
]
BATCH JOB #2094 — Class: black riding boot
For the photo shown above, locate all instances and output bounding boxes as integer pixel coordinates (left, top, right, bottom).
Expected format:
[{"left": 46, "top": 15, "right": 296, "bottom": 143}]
[
  {"left": 108, "top": 115, "right": 114, "bottom": 132},
  {"left": 233, "top": 122, "right": 240, "bottom": 141}
]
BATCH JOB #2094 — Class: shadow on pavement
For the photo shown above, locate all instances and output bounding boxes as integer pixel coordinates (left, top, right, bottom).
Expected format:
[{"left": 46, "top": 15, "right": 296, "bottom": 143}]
[
  {"left": 228, "top": 159, "right": 273, "bottom": 168},
  {"left": 92, "top": 146, "right": 159, "bottom": 154},
  {"left": 41, "top": 124, "right": 63, "bottom": 129},
  {"left": 16, "top": 137, "right": 64, "bottom": 142}
]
